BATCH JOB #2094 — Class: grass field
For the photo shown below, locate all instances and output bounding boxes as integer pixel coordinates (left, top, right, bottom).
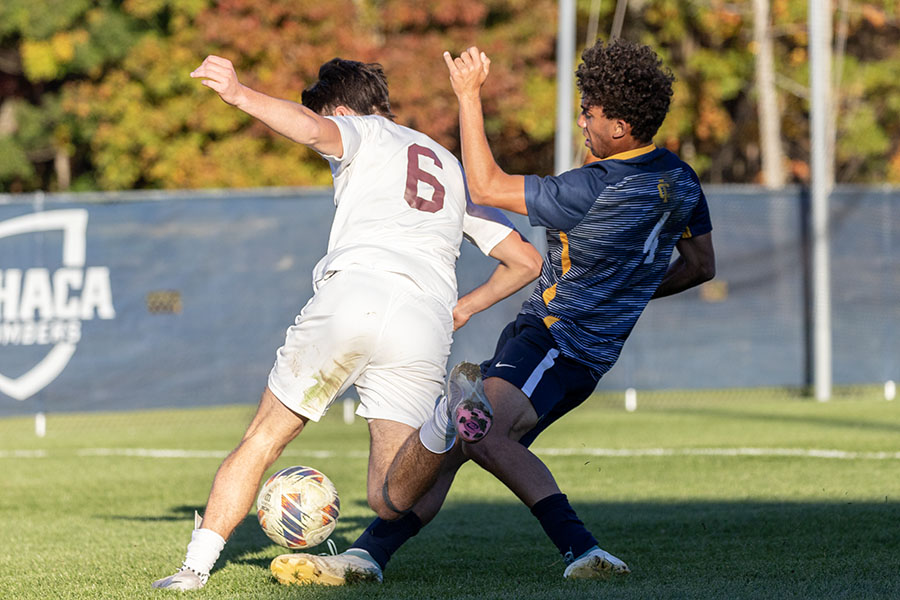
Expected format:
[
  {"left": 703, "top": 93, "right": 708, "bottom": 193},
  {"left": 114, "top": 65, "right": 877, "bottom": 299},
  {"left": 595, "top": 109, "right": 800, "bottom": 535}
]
[{"left": 1, "top": 387, "right": 898, "bottom": 599}]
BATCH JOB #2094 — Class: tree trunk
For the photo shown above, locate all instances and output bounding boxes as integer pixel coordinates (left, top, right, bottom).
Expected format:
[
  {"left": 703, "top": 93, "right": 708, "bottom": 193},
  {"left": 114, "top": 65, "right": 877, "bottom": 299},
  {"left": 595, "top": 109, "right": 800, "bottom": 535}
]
[
  {"left": 753, "top": 0, "right": 786, "bottom": 188},
  {"left": 55, "top": 148, "right": 71, "bottom": 191}
]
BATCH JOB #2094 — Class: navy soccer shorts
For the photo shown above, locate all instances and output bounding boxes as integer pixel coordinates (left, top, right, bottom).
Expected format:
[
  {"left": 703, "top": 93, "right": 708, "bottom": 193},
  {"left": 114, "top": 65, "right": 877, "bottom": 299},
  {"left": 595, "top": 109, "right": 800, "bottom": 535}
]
[{"left": 479, "top": 313, "right": 602, "bottom": 447}]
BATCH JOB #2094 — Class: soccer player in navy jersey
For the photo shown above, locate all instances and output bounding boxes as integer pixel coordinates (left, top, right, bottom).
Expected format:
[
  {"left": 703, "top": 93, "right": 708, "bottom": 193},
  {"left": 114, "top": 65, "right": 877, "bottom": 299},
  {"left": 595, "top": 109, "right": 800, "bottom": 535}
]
[
  {"left": 439, "top": 39, "right": 716, "bottom": 579},
  {"left": 280, "top": 39, "right": 715, "bottom": 584}
]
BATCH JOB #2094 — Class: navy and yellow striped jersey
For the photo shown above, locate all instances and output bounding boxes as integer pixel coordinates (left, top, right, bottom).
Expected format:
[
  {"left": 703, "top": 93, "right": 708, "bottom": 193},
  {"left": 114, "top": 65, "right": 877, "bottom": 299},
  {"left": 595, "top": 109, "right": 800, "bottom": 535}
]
[{"left": 522, "top": 145, "right": 712, "bottom": 373}]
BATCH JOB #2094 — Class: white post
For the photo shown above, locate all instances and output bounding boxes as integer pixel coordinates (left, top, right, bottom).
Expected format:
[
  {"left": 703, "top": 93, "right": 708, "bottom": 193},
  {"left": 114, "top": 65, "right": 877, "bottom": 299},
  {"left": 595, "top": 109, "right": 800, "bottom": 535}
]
[
  {"left": 624, "top": 388, "right": 637, "bottom": 412},
  {"left": 809, "top": 0, "right": 833, "bottom": 402},
  {"left": 555, "top": 0, "right": 576, "bottom": 175},
  {"left": 35, "top": 412, "right": 46, "bottom": 437},
  {"left": 342, "top": 398, "right": 355, "bottom": 424}
]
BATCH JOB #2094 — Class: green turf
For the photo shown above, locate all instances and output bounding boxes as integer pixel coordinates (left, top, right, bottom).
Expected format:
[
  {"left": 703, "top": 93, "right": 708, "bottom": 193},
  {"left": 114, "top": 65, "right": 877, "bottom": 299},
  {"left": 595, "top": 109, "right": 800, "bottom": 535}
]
[{"left": 1, "top": 387, "right": 898, "bottom": 599}]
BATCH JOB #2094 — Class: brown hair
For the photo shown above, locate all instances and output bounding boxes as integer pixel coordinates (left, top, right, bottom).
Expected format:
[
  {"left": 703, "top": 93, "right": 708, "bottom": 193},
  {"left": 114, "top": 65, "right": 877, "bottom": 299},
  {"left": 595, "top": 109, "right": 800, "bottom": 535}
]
[{"left": 301, "top": 58, "right": 395, "bottom": 119}]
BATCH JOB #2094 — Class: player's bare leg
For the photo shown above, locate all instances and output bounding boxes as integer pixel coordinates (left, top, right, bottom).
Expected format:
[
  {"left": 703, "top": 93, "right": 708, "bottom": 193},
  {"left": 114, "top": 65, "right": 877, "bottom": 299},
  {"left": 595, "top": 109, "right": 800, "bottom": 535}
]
[
  {"left": 271, "top": 366, "right": 491, "bottom": 587},
  {"left": 271, "top": 417, "right": 426, "bottom": 585},
  {"left": 153, "top": 387, "right": 307, "bottom": 590},
  {"left": 378, "top": 427, "right": 448, "bottom": 515},
  {"left": 271, "top": 444, "right": 468, "bottom": 586},
  {"left": 463, "top": 377, "right": 629, "bottom": 578},
  {"left": 202, "top": 387, "right": 308, "bottom": 536},
  {"left": 364, "top": 419, "right": 439, "bottom": 518},
  {"left": 375, "top": 362, "right": 493, "bottom": 514},
  {"left": 397, "top": 441, "right": 468, "bottom": 524},
  {"left": 460, "top": 377, "right": 558, "bottom": 504}
]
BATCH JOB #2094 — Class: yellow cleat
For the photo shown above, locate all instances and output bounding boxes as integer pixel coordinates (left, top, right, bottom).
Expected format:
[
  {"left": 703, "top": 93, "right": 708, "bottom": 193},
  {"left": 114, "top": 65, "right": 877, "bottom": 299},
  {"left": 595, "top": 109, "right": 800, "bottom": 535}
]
[{"left": 270, "top": 550, "right": 383, "bottom": 586}]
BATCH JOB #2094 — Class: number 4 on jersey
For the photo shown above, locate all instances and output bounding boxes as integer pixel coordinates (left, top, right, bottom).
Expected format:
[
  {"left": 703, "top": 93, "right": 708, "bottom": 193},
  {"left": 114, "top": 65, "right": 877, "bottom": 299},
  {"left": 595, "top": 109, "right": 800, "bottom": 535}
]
[
  {"left": 643, "top": 211, "right": 671, "bottom": 264},
  {"left": 404, "top": 144, "right": 446, "bottom": 213}
]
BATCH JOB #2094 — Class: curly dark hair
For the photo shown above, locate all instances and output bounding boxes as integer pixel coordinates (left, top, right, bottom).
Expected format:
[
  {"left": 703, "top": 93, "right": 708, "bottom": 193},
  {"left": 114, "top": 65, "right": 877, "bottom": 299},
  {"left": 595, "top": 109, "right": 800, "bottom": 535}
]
[
  {"left": 302, "top": 58, "right": 396, "bottom": 120},
  {"left": 576, "top": 39, "right": 674, "bottom": 143}
]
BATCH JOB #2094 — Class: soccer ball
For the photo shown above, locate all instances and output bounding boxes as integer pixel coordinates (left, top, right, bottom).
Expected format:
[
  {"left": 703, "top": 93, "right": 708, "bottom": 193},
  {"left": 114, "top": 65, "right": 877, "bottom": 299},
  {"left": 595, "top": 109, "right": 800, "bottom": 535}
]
[{"left": 256, "top": 465, "right": 340, "bottom": 549}]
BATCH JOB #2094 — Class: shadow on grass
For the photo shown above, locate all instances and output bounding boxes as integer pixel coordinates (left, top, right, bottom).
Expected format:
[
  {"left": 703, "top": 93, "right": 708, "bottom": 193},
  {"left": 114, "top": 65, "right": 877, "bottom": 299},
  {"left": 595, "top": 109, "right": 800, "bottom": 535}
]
[
  {"left": 255, "top": 498, "right": 899, "bottom": 598},
  {"left": 106, "top": 504, "right": 202, "bottom": 523},
  {"left": 122, "top": 498, "right": 900, "bottom": 598},
  {"left": 388, "top": 498, "right": 900, "bottom": 598},
  {"left": 223, "top": 510, "right": 379, "bottom": 571},
  {"left": 114, "top": 502, "right": 385, "bottom": 572}
]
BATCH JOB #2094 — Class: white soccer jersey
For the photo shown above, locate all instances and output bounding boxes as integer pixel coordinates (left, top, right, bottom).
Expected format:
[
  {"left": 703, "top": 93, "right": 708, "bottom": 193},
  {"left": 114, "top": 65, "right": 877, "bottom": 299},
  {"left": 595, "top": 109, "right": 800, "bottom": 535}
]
[{"left": 314, "top": 115, "right": 512, "bottom": 306}]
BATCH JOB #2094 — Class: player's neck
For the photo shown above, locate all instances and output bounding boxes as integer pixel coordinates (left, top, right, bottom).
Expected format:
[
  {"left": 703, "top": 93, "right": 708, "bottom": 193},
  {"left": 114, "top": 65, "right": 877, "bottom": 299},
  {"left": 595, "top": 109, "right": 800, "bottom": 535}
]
[{"left": 611, "top": 136, "right": 648, "bottom": 155}]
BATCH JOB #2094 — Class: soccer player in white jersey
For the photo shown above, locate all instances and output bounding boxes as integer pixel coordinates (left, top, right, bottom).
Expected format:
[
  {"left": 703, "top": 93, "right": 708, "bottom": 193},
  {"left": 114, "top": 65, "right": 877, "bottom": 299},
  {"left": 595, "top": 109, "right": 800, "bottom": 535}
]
[
  {"left": 276, "top": 40, "right": 716, "bottom": 586},
  {"left": 151, "top": 55, "right": 541, "bottom": 591}
]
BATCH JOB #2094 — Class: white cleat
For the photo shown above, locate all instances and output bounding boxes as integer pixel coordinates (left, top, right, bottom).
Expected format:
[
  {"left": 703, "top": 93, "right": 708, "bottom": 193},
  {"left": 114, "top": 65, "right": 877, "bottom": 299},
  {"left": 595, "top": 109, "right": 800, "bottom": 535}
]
[
  {"left": 446, "top": 361, "right": 493, "bottom": 443},
  {"left": 563, "top": 547, "right": 631, "bottom": 579},
  {"left": 151, "top": 567, "right": 207, "bottom": 590},
  {"left": 270, "top": 549, "right": 383, "bottom": 586}
]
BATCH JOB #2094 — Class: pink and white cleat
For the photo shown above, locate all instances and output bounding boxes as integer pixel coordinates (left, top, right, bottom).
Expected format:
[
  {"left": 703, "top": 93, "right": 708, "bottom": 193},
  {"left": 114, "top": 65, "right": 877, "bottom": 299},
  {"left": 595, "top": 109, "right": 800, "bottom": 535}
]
[{"left": 445, "top": 362, "right": 493, "bottom": 443}]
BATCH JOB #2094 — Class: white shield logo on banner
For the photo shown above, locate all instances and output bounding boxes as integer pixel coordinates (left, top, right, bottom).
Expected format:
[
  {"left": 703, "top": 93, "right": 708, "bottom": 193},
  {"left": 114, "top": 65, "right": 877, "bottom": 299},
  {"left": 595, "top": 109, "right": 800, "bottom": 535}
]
[{"left": 0, "top": 210, "right": 89, "bottom": 401}]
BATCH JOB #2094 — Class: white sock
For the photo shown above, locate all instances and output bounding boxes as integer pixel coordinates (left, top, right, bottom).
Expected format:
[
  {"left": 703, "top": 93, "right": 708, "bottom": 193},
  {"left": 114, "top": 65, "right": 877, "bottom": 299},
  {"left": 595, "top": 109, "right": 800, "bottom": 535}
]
[
  {"left": 183, "top": 528, "right": 226, "bottom": 576},
  {"left": 418, "top": 393, "right": 455, "bottom": 454}
]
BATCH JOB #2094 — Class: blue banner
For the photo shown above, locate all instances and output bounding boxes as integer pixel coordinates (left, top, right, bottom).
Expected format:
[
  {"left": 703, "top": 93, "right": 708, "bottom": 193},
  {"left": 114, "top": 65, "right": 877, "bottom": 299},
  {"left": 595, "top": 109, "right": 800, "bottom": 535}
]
[{"left": 1, "top": 186, "right": 897, "bottom": 416}]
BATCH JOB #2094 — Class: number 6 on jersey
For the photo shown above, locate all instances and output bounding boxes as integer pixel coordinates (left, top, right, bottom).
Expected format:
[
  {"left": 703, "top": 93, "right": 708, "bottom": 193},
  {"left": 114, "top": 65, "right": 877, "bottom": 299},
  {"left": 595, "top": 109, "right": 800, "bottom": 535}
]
[{"left": 404, "top": 144, "right": 446, "bottom": 213}]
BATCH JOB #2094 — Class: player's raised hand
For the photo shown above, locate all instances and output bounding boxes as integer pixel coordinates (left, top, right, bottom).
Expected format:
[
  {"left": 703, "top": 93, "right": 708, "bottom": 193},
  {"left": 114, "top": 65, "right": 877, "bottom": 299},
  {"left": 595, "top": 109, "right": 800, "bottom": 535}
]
[
  {"left": 443, "top": 46, "right": 491, "bottom": 99},
  {"left": 190, "top": 55, "right": 246, "bottom": 106}
]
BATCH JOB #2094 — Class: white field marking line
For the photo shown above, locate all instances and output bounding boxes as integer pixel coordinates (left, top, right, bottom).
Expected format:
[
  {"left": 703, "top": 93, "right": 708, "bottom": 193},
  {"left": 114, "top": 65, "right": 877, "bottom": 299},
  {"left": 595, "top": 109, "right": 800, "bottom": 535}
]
[
  {"left": 0, "top": 450, "right": 48, "bottom": 458},
  {"left": 533, "top": 447, "right": 900, "bottom": 460},
  {"left": 3, "top": 447, "right": 899, "bottom": 460},
  {"left": 72, "top": 448, "right": 371, "bottom": 459}
]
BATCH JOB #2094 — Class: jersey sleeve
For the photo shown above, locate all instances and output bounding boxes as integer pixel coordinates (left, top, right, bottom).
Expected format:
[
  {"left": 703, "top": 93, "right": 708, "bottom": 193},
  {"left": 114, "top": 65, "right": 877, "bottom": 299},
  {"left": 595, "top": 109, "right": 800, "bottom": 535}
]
[
  {"left": 523, "top": 168, "right": 603, "bottom": 230},
  {"left": 462, "top": 194, "right": 516, "bottom": 255},
  {"left": 681, "top": 190, "right": 713, "bottom": 238},
  {"left": 320, "top": 116, "right": 365, "bottom": 173}
]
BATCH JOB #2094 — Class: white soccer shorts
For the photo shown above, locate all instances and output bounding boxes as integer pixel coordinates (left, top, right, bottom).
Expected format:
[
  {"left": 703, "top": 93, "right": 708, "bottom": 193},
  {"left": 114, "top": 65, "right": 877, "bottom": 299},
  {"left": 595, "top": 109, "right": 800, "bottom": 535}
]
[{"left": 267, "top": 268, "right": 452, "bottom": 428}]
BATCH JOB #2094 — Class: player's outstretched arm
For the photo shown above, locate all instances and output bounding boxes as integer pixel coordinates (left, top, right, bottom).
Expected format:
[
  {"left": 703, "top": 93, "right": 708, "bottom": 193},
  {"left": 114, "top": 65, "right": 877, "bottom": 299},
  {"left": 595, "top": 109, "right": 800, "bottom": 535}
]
[
  {"left": 453, "top": 231, "right": 542, "bottom": 330},
  {"left": 443, "top": 47, "right": 526, "bottom": 214},
  {"left": 652, "top": 232, "right": 716, "bottom": 299},
  {"left": 190, "top": 55, "right": 343, "bottom": 157}
]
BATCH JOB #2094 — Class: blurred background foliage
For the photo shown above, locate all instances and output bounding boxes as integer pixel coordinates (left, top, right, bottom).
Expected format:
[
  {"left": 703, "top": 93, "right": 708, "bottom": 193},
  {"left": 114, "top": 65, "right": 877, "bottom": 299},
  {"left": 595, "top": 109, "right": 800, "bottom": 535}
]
[{"left": 0, "top": 0, "right": 898, "bottom": 192}]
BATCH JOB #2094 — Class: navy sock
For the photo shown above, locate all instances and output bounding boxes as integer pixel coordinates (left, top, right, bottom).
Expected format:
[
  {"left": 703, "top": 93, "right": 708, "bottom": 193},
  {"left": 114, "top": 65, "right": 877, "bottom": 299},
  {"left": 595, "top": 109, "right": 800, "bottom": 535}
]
[
  {"left": 530, "top": 493, "right": 598, "bottom": 562},
  {"left": 351, "top": 512, "right": 423, "bottom": 571}
]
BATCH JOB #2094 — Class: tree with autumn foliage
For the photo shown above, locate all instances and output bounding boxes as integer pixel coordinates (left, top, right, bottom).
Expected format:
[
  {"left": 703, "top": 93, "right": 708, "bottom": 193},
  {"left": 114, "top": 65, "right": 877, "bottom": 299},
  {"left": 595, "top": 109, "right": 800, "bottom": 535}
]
[{"left": 2, "top": 1, "right": 900, "bottom": 192}]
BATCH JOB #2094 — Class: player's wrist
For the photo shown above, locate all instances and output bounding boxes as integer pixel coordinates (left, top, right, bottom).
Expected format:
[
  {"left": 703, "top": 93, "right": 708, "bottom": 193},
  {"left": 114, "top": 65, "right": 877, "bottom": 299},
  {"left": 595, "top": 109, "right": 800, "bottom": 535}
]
[
  {"left": 456, "top": 90, "right": 482, "bottom": 104},
  {"left": 231, "top": 84, "right": 253, "bottom": 109}
]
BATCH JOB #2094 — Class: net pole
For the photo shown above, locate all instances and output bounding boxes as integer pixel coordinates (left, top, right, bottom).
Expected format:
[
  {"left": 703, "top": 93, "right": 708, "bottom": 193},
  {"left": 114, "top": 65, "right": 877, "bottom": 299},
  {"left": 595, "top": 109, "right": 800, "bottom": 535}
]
[
  {"left": 809, "top": 0, "right": 833, "bottom": 401},
  {"left": 555, "top": 0, "right": 576, "bottom": 175},
  {"left": 610, "top": 0, "right": 628, "bottom": 40}
]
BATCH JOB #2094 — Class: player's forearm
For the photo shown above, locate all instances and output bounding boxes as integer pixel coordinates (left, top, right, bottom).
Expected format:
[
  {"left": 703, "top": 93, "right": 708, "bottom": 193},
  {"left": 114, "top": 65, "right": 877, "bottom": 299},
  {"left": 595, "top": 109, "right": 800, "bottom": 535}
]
[
  {"left": 235, "top": 86, "right": 329, "bottom": 148},
  {"left": 652, "top": 256, "right": 715, "bottom": 299},
  {"left": 455, "top": 264, "right": 535, "bottom": 328},
  {"left": 457, "top": 96, "right": 526, "bottom": 214},
  {"left": 653, "top": 233, "right": 716, "bottom": 298},
  {"left": 454, "top": 235, "right": 542, "bottom": 329},
  {"left": 457, "top": 94, "right": 497, "bottom": 197}
]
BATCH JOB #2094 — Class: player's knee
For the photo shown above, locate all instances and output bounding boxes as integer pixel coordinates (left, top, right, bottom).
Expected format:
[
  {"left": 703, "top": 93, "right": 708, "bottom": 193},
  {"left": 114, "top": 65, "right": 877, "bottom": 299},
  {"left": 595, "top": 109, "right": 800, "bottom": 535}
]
[
  {"left": 234, "top": 433, "right": 286, "bottom": 470},
  {"left": 460, "top": 433, "right": 499, "bottom": 467}
]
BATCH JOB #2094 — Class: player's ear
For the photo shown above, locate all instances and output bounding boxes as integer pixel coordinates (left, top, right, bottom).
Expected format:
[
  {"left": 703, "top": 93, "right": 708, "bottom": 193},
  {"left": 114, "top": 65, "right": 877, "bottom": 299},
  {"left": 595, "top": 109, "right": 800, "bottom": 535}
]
[
  {"left": 332, "top": 105, "right": 357, "bottom": 117},
  {"left": 612, "top": 119, "right": 630, "bottom": 140}
]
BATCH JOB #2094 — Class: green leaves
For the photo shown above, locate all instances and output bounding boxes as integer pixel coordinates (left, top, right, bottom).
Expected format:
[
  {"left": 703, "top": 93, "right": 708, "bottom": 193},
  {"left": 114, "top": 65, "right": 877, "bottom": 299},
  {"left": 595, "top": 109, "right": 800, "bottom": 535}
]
[{"left": 4, "top": 1, "right": 900, "bottom": 191}]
